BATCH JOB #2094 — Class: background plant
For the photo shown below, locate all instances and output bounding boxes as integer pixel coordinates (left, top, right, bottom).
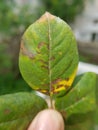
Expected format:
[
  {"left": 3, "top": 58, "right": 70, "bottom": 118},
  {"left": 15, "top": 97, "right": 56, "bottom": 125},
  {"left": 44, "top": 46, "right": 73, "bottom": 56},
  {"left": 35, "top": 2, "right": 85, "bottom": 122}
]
[
  {"left": 0, "top": 0, "right": 44, "bottom": 89},
  {"left": 42, "top": 0, "right": 85, "bottom": 22}
]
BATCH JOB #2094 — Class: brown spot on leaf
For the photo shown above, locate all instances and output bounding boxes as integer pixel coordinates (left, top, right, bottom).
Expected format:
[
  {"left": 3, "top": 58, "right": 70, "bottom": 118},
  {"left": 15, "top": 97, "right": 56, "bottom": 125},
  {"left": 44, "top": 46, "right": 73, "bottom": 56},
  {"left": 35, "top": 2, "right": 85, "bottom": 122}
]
[
  {"left": 53, "top": 91, "right": 59, "bottom": 94},
  {"left": 56, "top": 84, "right": 64, "bottom": 89},
  {"left": 38, "top": 42, "right": 45, "bottom": 49},
  {"left": 50, "top": 86, "right": 58, "bottom": 94},
  {"left": 39, "top": 59, "right": 48, "bottom": 64},
  {"left": 41, "top": 65, "right": 48, "bottom": 70},
  {"left": 51, "top": 79, "right": 62, "bottom": 94},
  {"left": 50, "top": 85, "right": 55, "bottom": 92},
  {"left": 20, "top": 41, "right": 35, "bottom": 59},
  {"left": 66, "top": 78, "right": 69, "bottom": 81},
  {"left": 50, "top": 56, "right": 55, "bottom": 61},
  {"left": 52, "top": 79, "right": 62, "bottom": 85},
  {"left": 38, "top": 42, "right": 49, "bottom": 51}
]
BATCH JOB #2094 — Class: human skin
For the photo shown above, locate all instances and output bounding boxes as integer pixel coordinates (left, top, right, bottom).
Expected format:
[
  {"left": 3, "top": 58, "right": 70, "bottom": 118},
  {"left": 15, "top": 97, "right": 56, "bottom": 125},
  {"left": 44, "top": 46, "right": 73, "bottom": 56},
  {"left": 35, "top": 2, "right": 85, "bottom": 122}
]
[{"left": 28, "top": 109, "right": 64, "bottom": 130}]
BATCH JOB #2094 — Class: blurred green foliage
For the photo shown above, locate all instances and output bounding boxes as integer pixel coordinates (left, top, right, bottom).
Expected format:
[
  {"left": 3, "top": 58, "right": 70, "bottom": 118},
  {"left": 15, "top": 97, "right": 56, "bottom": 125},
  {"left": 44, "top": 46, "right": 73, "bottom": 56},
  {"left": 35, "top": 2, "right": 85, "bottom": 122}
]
[
  {"left": 0, "top": 0, "right": 44, "bottom": 90},
  {"left": 0, "top": 0, "right": 15, "bottom": 34},
  {"left": 0, "top": 73, "right": 32, "bottom": 96},
  {"left": 0, "top": 43, "right": 12, "bottom": 74},
  {"left": 0, "top": 0, "right": 43, "bottom": 35},
  {"left": 42, "top": 0, "right": 84, "bottom": 22}
]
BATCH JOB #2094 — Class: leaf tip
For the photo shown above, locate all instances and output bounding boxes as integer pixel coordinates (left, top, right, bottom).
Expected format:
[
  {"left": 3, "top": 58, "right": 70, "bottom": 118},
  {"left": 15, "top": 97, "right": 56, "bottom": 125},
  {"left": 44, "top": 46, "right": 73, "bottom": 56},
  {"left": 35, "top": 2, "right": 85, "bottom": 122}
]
[{"left": 38, "top": 12, "right": 55, "bottom": 22}]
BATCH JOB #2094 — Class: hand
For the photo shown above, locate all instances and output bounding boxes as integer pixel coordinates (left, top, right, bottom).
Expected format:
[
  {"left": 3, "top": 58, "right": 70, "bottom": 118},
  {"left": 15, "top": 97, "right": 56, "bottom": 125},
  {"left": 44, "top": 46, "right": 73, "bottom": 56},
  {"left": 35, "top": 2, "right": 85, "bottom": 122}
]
[{"left": 28, "top": 109, "right": 64, "bottom": 130}]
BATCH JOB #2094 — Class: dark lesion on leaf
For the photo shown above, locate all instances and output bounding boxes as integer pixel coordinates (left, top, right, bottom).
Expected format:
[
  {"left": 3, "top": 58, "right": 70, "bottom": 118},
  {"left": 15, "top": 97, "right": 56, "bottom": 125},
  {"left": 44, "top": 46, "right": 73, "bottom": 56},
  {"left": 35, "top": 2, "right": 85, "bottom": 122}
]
[
  {"left": 38, "top": 59, "right": 48, "bottom": 70},
  {"left": 41, "top": 65, "right": 48, "bottom": 70},
  {"left": 50, "top": 85, "right": 59, "bottom": 94},
  {"left": 39, "top": 60, "right": 48, "bottom": 65},
  {"left": 20, "top": 41, "right": 35, "bottom": 59},
  {"left": 38, "top": 42, "right": 49, "bottom": 50},
  {"left": 66, "top": 78, "right": 69, "bottom": 81},
  {"left": 52, "top": 78, "right": 62, "bottom": 84},
  {"left": 56, "top": 84, "right": 64, "bottom": 89},
  {"left": 38, "top": 42, "right": 45, "bottom": 49},
  {"left": 50, "top": 56, "right": 55, "bottom": 61},
  {"left": 50, "top": 78, "right": 70, "bottom": 94},
  {"left": 51, "top": 79, "right": 62, "bottom": 94}
]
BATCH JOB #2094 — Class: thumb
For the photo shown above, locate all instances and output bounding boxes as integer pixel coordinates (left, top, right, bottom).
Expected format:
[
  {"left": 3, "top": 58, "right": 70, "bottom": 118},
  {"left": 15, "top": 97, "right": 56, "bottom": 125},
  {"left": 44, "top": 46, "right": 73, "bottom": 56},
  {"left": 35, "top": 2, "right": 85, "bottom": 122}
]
[{"left": 28, "top": 109, "right": 64, "bottom": 130}]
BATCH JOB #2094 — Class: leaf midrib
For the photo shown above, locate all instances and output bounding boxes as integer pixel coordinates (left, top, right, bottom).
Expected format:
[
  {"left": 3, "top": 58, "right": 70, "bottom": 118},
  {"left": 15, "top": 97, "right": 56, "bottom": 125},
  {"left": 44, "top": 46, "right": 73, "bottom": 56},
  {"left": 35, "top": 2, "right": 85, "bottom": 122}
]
[
  {"left": 65, "top": 91, "right": 95, "bottom": 112},
  {"left": 45, "top": 13, "right": 52, "bottom": 96}
]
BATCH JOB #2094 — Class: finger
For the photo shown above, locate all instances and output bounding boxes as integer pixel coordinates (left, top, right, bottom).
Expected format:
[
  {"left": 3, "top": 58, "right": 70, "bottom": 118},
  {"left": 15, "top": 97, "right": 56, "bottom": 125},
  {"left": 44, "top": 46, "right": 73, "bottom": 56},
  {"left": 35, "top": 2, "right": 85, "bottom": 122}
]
[{"left": 28, "top": 109, "right": 64, "bottom": 130}]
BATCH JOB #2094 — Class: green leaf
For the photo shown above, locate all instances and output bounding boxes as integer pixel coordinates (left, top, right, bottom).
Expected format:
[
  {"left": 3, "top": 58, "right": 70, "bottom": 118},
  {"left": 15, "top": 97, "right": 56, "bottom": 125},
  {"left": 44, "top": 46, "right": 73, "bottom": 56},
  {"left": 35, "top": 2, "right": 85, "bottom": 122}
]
[
  {"left": 19, "top": 12, "right": 78, "bottom": 97},
  {"left": 55, "top": 72, "right": 96, "bottom": 121},
  {"left": 65, "top": 119, "right": 94, "bottom": 130},
  {"left": 94, "top": 74, "right": 98, "bottom": 126},
  {"left": 0, "top": 92, "right": 47, "bottom": 130}
]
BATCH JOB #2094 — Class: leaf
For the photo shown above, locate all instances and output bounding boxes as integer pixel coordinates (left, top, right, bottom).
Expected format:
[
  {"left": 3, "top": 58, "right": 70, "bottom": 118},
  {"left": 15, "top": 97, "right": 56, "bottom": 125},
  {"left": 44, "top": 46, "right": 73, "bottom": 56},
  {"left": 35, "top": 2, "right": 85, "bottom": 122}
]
[
  {"left": 55, "top": 72, "right": 96, "bottom": 121},
  {"left": 94, "top": 74, "right": 98, "bottom": 126},
  {"left": 19, "top": 12, "right": 78, "bottom": 97},
  {"left": 0, "top": 92, "right": 47, "bottom": 130},
  {"left": 65, "top": 119, "right": 94, "bottom": 130}
]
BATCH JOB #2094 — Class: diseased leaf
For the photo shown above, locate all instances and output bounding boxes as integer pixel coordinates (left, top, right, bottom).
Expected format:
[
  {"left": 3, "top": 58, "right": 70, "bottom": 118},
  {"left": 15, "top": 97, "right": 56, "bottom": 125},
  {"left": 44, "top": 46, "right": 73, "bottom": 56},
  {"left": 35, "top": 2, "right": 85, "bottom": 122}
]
[
  {"left": 19, "top": 12, "right": 78, "bottom": 97},
  {"left": 0, "top": 92, "right": 47, "bottom": 130},
  {"left": 55, "top": 72, "right": 96, "bottom": 120}
]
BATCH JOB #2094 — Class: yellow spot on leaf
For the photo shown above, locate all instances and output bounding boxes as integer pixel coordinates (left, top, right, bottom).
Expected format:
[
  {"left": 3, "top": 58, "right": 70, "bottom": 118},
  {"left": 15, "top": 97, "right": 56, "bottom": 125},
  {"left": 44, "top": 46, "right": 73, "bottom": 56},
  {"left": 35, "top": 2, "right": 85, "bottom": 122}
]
[
  {"left": 51, "top": 68, "right": 77, "bottom": 94},
  {"left": 59, "top": 68, "right": 77, "bottom": 87},
  {"left": 55, "top": 87, "right": 65, "bottom": 92}
]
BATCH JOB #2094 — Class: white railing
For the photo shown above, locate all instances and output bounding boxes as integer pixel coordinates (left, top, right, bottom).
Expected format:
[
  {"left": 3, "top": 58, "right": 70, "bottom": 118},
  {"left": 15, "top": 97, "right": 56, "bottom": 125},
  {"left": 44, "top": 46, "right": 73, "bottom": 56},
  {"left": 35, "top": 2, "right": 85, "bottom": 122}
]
[{"left": 78, "top": 61, "right": 98, "bottom": 74}]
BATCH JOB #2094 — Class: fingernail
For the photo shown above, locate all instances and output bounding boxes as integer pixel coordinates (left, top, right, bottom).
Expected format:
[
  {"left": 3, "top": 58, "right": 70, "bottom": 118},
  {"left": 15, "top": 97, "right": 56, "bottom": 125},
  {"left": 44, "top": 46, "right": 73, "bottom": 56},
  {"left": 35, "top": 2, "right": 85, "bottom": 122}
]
[{"left": 28, "top": 109, "right": 64, "bottom": 130}]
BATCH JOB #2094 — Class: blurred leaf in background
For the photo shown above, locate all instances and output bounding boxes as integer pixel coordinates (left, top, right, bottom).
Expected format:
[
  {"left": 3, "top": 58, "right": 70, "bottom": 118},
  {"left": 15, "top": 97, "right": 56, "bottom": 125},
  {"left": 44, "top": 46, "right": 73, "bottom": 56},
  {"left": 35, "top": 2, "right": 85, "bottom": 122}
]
[
  {"left": 0, "top": 0, "right": 44, "bottom": 36},
  {"left": 42, "top": 0, "right": 85, "bottom": 23}
]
